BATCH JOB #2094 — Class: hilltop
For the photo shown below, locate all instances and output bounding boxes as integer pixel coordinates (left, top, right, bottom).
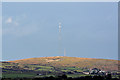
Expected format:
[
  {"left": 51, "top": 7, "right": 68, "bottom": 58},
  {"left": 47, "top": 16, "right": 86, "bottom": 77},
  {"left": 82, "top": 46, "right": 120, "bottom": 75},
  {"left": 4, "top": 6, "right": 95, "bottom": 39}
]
[
  {"left": 6, "top": 56, "right": 118, "bottom": 71},
  {"left": 1, "top": 56, "right": 119, "bottom": 78}
]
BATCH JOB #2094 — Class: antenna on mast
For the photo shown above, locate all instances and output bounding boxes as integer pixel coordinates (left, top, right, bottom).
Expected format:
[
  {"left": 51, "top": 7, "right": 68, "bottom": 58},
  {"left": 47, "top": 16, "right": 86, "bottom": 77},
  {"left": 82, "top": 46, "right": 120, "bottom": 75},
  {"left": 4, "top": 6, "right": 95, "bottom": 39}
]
[{"left": 59, "top": 22, "right": 61, "bottom": 33}]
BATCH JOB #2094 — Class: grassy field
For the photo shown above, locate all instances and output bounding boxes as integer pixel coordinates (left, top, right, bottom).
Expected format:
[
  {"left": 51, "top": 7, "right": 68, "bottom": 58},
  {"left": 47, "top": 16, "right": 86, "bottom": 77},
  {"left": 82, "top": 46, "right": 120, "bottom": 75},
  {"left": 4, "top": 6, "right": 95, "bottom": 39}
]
[
  {"left": 7, "top": 56, "right": 119, "bottom": 71},
  {"left": 67, "top": 74, "right": 88, "bottom": 78},
  {"left": 2, "top": 73, "right": 36, "bottom": 78}
]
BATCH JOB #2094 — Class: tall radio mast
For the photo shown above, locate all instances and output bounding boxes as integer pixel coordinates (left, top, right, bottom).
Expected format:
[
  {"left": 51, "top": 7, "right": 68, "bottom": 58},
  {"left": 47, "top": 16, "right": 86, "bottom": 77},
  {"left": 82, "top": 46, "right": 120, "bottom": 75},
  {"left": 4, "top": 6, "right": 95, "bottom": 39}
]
[
  {"left": 58, "top": 22, "right": 66, "bottom": 56},
  {"left": 59, "top": 22, "right": 62, "bottom": 56}
]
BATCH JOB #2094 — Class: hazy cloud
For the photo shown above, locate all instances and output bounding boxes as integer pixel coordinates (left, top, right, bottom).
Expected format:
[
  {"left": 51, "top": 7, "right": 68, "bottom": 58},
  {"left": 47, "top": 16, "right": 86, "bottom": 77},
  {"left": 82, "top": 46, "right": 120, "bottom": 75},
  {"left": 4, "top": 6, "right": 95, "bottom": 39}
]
[
  {"left": 6, "top": 17, "right": 12, "bottom": 24},
  {"left": 3, "top": 24, "right": 38, "bottom": 36},
  {"left": 3, "top": 15, "right": 39, "bottom": 37}
]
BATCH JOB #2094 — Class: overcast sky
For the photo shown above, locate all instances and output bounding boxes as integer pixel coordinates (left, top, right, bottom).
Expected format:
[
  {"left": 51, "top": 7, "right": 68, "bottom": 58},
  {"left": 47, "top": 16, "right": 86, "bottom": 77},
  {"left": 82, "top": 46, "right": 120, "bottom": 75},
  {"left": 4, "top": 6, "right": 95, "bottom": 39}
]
[{"left": 2, "top": 2, "right": 118, "bottom": 61}]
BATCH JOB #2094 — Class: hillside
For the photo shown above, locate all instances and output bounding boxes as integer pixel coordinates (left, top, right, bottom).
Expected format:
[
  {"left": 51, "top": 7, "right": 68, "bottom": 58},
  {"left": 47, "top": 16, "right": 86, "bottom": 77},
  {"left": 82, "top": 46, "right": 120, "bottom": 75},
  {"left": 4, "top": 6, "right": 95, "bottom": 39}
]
[{"left": 6, "top": 56, "right": 118, "bottom": 71}]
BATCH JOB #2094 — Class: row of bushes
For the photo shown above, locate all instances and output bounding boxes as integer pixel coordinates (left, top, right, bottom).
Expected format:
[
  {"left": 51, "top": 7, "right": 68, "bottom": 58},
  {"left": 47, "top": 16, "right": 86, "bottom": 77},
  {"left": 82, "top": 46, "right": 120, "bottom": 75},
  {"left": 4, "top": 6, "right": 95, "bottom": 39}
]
[{"left": 1, "top": 74, "right": 120, "bottom": 80}]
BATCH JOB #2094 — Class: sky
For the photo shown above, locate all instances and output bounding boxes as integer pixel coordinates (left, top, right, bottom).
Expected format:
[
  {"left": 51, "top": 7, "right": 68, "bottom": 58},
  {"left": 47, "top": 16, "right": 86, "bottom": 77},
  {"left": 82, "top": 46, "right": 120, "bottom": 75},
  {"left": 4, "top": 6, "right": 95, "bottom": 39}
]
[{"left": 2, "top": 2, "right": 118, "bottom": 61}]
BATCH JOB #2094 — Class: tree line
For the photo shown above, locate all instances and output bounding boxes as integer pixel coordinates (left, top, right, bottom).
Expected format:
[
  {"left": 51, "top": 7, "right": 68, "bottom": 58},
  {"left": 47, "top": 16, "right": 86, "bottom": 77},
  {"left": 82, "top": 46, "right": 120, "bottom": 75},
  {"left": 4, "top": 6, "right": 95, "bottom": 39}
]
[{"left": 1, "top": 74, "right": 120, "bottom": 80}]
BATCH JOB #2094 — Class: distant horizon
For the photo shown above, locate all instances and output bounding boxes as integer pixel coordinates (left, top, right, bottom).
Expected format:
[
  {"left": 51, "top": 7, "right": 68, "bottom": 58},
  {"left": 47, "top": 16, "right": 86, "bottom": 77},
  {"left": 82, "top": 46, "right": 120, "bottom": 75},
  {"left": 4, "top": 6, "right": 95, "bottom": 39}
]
[{"left": 1, "top": 56, "right": 119, "bottom": 61}]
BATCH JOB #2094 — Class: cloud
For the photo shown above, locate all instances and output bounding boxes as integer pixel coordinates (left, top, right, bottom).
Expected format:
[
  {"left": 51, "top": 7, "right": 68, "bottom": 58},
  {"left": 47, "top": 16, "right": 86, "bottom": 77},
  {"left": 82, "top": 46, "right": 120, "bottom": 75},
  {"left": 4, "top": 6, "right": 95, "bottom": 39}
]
[
  {"left": 3, "top": 15, "right": 39, "bottom": 37},
  {"left": 6, "top": 17, "right": 12, "bottom": 24}
]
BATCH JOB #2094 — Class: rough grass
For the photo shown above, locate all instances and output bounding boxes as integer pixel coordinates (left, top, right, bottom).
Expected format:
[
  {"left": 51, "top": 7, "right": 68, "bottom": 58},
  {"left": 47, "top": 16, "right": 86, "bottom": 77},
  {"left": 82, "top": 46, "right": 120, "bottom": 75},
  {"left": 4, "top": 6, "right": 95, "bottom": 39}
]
[{"left": 7, "top": 56, "right": 119, "bottom": 71}]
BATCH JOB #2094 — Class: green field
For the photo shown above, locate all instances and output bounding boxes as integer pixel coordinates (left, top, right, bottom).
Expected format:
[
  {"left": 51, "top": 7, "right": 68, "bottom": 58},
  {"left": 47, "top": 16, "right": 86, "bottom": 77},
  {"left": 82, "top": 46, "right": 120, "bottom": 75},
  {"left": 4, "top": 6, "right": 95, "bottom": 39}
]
[{"left": 2, "top": 73, "right": 36, "bottom": 78}]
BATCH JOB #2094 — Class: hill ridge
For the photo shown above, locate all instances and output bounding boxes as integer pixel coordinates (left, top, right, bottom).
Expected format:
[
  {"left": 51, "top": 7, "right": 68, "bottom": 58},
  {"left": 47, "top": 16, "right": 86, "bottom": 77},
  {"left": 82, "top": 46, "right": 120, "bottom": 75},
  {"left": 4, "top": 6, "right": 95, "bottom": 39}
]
[
  {"left": 5, "top": 56, "right": 118, "bottom": 71},
  {"left": 7, "top": 56, "right": 118, "bottom": 62}
]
